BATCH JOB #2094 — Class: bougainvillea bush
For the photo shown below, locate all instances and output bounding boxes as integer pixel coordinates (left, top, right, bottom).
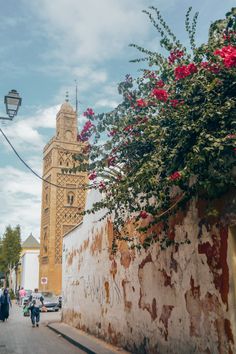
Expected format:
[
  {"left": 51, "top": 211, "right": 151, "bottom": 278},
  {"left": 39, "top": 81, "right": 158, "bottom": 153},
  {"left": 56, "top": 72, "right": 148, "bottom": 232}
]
[{"left": 74, "top": 7, "right": 236, "bottom": 250}]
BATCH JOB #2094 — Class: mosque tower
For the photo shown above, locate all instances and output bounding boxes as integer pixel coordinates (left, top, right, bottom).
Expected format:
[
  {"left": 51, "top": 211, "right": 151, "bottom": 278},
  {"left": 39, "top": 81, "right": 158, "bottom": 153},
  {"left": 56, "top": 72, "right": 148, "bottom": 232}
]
[{"left": 39, "top": 98, "right": 87, "bottom": 295}]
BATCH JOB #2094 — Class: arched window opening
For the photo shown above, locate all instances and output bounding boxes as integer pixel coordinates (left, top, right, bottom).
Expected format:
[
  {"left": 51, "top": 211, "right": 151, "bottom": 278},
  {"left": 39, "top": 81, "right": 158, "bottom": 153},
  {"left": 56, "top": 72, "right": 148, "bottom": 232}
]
[{"left": 67, "top": 192, "right": 74, "bottom": 206}]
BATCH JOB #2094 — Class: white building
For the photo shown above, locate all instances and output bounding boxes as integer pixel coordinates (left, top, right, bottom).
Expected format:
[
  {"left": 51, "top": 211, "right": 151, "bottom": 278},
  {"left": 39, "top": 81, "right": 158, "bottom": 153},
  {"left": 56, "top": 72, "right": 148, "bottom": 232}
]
[{"left": 20, "top": 234, "right": 40, "bottom": 291}]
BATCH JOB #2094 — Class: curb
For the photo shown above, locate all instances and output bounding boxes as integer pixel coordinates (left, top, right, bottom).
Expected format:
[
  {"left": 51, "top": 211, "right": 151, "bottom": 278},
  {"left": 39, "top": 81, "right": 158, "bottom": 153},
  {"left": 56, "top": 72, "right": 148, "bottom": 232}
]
[{"left": 47, "top": 323, "right": 96, "bottom": 354}]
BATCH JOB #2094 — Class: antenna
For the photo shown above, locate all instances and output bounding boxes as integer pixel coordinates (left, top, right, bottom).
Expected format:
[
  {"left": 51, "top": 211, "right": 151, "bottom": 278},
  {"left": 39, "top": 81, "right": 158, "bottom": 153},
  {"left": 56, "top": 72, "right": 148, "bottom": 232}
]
[{"left": 75, "top": 80, "right": 78, "bottom": 117}]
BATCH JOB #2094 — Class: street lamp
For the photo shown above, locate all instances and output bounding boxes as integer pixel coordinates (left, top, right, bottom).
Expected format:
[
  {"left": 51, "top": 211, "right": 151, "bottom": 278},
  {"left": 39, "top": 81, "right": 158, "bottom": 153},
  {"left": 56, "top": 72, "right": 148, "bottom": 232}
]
[{"left": 0, "top": 89, "right": 22, "bottom": 120}]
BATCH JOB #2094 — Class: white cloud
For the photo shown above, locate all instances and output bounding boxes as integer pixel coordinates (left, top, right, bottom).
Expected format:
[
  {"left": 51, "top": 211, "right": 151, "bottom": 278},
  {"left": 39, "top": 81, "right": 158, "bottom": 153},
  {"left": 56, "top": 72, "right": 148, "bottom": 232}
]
[
  {"left": 25, "top": 0, "right": 152, "bottom": 63},
  {"left": 1, "top": 104, "right": 60, "bottom": 152},
  {"left": 94, "top": 98, "right": 119, "bottom": 109},
  {"left": 0, "top": 166, "right": 42, "bottom": 240}
]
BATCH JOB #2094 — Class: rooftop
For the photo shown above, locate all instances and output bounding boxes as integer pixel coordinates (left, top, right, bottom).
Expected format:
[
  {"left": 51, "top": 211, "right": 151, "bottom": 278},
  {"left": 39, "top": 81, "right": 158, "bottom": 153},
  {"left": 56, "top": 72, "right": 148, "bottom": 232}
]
[{"left": 22, "top": 233, "right": 40, "bottom": 249}]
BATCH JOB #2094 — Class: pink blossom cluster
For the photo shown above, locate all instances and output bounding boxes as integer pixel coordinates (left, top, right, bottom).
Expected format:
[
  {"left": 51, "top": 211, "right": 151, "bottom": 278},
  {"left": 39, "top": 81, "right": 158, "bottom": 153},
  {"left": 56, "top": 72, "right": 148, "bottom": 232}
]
[
  {"left": 78, "top": 120, "right": 94, "bottom": 142},
  {"left": 170, "top": 99, "right": 184, "bottom": 108},
  {"left": 223, "top": 31, "right": 236, "bottom": 41},
  {"left": 200, "top": 62, "right": 220, "bottom": 74},
  {"left": 139, "top": 210, "right": 148, "bottom": 219},
  {"left": 136, "top": 98, "right": 147, "bottom": 107},
  {"left": 168, "top": 50, "right": 184, "bottom": 64},
  {"left": 88, "top": 171, "right": 97, "bottom": 180},
  {"left": 226, "top": 134, "right": 236, "bottom": 139},
  {"left": 174, "top": 63, "right": 198, "bottom": 80},
  {"left": 169, "top": 171, "right": 181, "bottom": 181},
  {"left": 83, "top": 108, "right": 95, "bottom": 117},
  {"left": 108, "top": 156, "right": 116, "bottom": 167},
  {"left": 152, "top": 89, "right": 169, "bottom": 102},
  {"left": 214, "top": 45, "right": 236, "bottom": 68},
  {"left": 156, "top": 80, "right": 165, "bottom": 88},
  {"left": 108, "top": 129, "right": 117, "bottom": 137},
  {"left": 98, "top": 181, "right": 106, "bottom": 190}
]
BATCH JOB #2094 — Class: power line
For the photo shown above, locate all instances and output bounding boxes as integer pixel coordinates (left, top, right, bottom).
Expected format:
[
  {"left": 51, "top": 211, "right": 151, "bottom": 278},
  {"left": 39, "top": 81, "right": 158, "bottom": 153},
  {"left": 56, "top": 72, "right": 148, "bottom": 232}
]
[{"left": 0, "top": 128, "right": 87, "bottom": 190}]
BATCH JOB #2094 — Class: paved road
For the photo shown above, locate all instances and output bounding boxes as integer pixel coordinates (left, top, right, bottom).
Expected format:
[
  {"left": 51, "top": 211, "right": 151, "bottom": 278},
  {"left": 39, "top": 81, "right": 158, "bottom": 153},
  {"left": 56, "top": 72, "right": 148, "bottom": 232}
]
[{"left": 0, "top": 304, "right": 85, "bottom": 354}]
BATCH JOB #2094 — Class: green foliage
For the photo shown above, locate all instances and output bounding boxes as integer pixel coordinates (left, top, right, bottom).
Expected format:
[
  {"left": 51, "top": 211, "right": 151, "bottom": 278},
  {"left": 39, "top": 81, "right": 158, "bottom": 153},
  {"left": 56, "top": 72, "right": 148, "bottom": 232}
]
[
  {"left": 0, "top": 225, "right": 22, "bottom": 274},
  {"left": 75, "top": 7, "right": 236, "bottom": 251}
]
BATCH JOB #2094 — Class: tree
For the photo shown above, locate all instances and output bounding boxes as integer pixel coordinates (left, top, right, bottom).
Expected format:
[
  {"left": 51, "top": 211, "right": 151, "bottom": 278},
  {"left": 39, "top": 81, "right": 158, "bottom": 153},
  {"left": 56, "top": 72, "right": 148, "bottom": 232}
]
[
  {"left": 0, "top": 225, "right": 22, "bottom": 285},
  {"left": 73, "top": 7, "right": 236, "bottom": 251}
]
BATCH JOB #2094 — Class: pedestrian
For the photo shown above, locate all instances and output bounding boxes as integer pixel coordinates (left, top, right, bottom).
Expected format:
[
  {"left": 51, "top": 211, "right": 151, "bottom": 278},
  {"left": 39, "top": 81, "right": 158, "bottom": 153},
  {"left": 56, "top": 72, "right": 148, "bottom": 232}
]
[
  {"left": 19, "top": 287, "right": 26, "bottom": 306},
  {"left": 15, "top": 286, "right": 20, "bottom": 305},
  {"left": 0, "top": 288, "right": 12, "bottom": 322},
  {"left": 29, "top": 289, "right": 44, "bottom": 328}
]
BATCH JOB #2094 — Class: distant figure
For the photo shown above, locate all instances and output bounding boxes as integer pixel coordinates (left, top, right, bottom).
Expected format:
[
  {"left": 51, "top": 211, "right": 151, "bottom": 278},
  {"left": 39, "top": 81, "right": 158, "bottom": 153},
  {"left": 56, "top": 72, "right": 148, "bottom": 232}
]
[
  {"left": 15, "top": 286, "right": 20, "bottom": 305},
  {"left": 0, "top": 288, "right": 12, "bottom": 322},
  {"left": 29, "top": 289, "right": 44, "bottom": 328},
  {"left": 19, "top": 287, "right": 26, "bottom": 306},
  {"left": 0, "top": 288, "right": 2, "bottom": 297}
]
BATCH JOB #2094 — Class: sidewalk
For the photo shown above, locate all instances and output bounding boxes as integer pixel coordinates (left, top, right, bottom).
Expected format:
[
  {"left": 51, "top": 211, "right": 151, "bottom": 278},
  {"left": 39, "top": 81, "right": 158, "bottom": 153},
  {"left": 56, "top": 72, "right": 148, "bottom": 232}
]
[{"left": 47, "top": 321, "right": 130, "bottom": 354}]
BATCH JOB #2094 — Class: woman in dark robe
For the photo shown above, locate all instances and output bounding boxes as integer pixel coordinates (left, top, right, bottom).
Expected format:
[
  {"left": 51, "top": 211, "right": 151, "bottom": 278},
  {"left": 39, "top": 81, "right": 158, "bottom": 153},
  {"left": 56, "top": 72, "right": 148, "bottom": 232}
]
[{"left": 0, "top": 288, "right": 12, "bottom": 321}]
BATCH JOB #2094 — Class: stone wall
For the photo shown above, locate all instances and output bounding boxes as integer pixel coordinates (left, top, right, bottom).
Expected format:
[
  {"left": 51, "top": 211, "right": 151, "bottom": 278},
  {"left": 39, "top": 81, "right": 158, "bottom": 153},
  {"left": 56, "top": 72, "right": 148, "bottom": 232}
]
[{"left": 62, "top": 190, "right": 236, "bottom": 353}]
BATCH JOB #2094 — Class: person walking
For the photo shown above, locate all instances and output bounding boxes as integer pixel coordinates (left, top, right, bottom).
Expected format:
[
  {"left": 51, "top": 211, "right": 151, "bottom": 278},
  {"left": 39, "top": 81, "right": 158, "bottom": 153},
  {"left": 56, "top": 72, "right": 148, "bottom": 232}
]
[
  {"left": 29, "top": 289, "right": 44, "bottom": 328},
  {"left": 0, "top": 288, "right": 12, "bottom": 322},
  {"left": 15, "top": 286, "right": 20, "bottom": 305},
  {"left": 19, "top": 287, "right": 26, "bottom": 306}
]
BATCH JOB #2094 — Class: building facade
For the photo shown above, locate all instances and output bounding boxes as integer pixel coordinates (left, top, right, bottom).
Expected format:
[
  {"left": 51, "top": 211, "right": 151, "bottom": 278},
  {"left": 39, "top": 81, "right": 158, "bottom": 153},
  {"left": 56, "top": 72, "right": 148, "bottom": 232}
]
[
  {"left": 39, "top": 101, "right": 87, "bottom": 295},
  {"left": 62, "top": 190, "right": 236, "bottom": 354}
]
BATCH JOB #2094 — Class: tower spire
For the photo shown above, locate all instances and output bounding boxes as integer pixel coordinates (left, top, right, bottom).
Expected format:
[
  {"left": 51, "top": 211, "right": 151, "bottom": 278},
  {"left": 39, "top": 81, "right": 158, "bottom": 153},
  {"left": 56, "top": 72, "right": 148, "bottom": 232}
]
[
  {"left": 75, "top": 80, "right": 78, "bottom": 117},
  {"left": 65, "top": 91, "right": 69, "bottom": 102}
]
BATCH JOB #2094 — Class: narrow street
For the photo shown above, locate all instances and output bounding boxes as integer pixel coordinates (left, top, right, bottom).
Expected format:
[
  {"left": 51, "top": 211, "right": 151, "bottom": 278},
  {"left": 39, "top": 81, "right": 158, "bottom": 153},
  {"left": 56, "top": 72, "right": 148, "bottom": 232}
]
[{"left": 0, "top": 304, "right": 85, "bottom": 354}]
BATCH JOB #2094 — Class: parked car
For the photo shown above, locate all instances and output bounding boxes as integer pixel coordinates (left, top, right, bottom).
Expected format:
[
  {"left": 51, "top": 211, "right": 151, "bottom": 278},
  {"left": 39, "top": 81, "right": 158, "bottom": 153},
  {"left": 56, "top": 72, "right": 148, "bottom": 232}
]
[{"left": 40, "top": 292, "right": 60, "bottom": 312}]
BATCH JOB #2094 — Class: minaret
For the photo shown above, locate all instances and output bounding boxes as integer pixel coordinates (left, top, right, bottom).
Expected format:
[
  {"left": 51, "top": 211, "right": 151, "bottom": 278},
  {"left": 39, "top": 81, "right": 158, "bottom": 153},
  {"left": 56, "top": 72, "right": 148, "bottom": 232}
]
[{"left": 39, "top": 99, "right": 87, "bottom": 295}]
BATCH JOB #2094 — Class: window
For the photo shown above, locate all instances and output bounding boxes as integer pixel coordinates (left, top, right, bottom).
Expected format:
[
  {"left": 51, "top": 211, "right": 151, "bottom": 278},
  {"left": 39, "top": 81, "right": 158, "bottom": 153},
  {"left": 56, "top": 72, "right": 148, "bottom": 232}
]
[{"left": 67, "top": 192, "right": 74, "bottom": 205}]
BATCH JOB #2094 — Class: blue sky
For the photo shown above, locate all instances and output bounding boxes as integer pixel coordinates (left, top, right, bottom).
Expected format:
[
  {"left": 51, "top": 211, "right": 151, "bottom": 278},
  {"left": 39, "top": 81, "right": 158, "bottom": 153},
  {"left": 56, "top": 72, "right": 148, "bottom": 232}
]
[{"left": 0, "top": 0, "right": 234, "bottom": 241}]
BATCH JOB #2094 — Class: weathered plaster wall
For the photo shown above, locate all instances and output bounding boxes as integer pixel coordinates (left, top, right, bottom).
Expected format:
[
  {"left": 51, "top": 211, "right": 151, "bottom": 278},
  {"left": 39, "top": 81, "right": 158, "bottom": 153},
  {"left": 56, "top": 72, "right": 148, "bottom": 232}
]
[{"left": 62, "top": 190, "right": 236, "bottom": 354}]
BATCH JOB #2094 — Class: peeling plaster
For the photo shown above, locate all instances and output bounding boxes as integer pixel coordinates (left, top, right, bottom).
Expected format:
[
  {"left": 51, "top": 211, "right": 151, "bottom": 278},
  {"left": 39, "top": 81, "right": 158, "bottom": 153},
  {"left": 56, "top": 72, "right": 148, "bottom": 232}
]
[{"left": 62, "top": 190, "right": 236, "bottom": 354}]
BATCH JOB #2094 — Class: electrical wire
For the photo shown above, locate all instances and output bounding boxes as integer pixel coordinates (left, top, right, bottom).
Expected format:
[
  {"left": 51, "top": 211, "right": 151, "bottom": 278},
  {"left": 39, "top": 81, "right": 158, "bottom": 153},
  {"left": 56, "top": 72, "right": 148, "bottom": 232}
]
[{"left": 0, "top": 127, "right": 87, "bottom": 190}]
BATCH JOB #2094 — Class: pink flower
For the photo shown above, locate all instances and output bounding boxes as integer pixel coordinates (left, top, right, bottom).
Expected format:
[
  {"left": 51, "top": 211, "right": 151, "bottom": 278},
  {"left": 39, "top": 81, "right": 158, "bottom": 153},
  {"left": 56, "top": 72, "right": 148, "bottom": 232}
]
[
  {"left": 201, "top": 62, "right": 209, "bottom": 69},
  {"left": 108, "top": 156, "right": 116, "bottom": 167},
  {"left": 83, "top": 121, "right": 94, "bottom": 132},
  {"left": 223, "top": 31, "right": 236, "bottom": 42},
  {"left": 169, "top": 171, "right": 181, "bottom": 181},
  {"left": 188, "top": 63, "right": 198, "bottom": 74},
  {"left": 98, "top": 181, "right": 106, "bottom": 190},
  {"left": 83, "top": 108, "right": 95, "bottom": 116},
  {"left": 156, "top": 80, "right": 165, "bottom": 88},
  {"left": 168, "top": 50, "right": 184, "bottom": 64},
  {"left": 170, "top": 99, "right": 180, "bottom": 107},
  {"left": 152, "top": 89, "right": 169, "bottom": 102},
  {"left": 136, "top": 98, "right": 147, "bottom": 107},
  {"left": 174, "top": 63, "right": 198, "bottom": 80},
  {"left": 108, "top": 129, "right": 117, "bottom": 137},
  {"left": 214, "top": 45, "right": 236, "bottom": 68},
  {"left": 144, "top": 70, "right": 156, "bottom": 79},
  {"left": 226, "top": 134, "right": 236, "bottom": 139},
  {"left": 174, "top": 65, "right": 189, "bottom": 80},
  {"left": 124, "top": 125, "right": 133, "bottom": 132},
  {"left": 201, "top": 62, "right": 220, "bottom": 74},
  {"left": 88, "top": 171, "right": 97, "bottom": 180},
  {"left": 139, "top": 211, "right": 148, "bottom": 219},
  {"left": 78, "top": 120, "right": 95, "bottom": 141}
]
